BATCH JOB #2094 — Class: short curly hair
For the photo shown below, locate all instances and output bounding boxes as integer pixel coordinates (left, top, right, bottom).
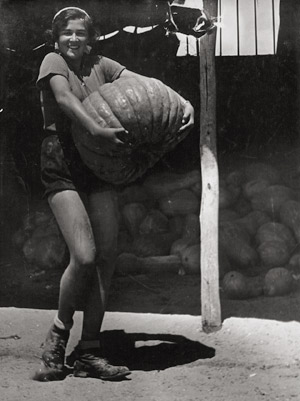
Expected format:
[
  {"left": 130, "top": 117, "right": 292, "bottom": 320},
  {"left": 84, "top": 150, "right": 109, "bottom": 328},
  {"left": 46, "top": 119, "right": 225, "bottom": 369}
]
[{"left": 45, "top": 7, "right": 99, "bottom": 46}]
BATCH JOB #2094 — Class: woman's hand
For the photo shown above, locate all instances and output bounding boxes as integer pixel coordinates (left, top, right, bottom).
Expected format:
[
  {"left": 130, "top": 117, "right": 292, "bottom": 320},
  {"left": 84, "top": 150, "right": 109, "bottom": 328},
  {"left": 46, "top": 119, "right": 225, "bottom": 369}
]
[
  {"left": 178, "top": 101, "right": 195, "bottom": 134},
  {"left": 92, "top": 126, "right": 126, "bottom": 144},
  {"left": 91, "top": 126, "right": 133, "bottom": 155}
]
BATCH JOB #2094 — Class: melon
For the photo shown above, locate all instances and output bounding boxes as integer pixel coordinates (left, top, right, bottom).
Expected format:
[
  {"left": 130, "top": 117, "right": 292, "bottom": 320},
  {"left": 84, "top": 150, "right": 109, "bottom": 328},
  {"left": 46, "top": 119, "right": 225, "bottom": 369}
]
[{"left": 72, "top": 76, "right": 187, "bottom": 184}]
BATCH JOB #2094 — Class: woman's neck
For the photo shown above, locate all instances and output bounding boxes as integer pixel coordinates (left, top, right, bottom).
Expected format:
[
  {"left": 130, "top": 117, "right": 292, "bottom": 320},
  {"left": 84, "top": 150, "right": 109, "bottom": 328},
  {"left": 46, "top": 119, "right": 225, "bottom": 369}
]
[
  {"left": 69, "top": 59, "right": 82, "bottom": 73},
  {"left": 60, "top": 54, "right": 84, "bottom": 73}
]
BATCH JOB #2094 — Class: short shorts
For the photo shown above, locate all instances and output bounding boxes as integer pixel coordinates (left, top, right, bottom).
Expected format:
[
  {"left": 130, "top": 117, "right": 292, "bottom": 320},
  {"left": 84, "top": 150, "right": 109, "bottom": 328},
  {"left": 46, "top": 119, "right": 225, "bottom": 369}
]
[{"left": 40, "top": 132, "right": 115, "bottom": 198}]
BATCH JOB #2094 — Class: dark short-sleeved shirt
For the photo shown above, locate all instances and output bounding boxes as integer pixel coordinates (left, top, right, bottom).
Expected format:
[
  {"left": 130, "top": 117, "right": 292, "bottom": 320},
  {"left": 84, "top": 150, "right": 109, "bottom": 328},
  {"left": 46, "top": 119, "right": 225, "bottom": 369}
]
[{"left": 36, "top": 52, "right": 126, "bottom": 132}]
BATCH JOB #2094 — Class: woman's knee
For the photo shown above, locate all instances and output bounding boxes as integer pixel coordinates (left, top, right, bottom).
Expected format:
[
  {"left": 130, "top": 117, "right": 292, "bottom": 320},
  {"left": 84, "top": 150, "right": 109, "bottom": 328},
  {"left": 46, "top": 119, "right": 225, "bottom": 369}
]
[{"left": 71, "top": 246, "right": 97, "bottom": 272}]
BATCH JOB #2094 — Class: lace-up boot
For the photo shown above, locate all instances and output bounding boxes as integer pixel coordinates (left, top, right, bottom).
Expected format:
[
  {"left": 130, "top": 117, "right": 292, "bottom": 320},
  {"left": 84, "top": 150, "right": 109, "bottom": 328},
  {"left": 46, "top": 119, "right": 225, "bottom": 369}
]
[
  {"left": 67, "top": 346, "right": 131, "bottom": 381},
  {"left": 34, "top": 324, "right": 70, "bottom": 381}
]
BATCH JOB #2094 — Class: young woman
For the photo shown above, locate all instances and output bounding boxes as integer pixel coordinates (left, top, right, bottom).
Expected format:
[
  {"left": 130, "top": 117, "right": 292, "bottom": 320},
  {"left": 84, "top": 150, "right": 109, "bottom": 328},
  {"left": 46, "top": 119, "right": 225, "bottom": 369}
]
[{"left": 36, "top": 7, "right": 194, "bottom": 381}]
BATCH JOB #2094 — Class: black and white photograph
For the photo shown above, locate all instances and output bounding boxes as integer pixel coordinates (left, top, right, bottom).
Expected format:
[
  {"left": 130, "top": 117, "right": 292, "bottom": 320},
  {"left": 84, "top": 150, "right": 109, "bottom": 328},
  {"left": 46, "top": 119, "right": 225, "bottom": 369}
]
[{"left": 1, "top": 0, "right": 300, "bottom": 399}]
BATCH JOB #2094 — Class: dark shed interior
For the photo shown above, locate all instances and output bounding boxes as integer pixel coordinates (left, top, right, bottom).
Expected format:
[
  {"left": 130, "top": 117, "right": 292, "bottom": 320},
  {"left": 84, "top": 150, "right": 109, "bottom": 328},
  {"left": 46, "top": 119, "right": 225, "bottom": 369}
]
[{"left": 1, "top": 0, "right": 300, "bottom": 314}]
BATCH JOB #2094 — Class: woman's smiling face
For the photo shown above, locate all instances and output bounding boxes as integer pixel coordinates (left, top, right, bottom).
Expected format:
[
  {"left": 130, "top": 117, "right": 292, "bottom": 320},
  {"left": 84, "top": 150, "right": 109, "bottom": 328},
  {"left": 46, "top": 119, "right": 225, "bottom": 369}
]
[{"left": 57, "top": 19, "right": 89, "bottom": 66}]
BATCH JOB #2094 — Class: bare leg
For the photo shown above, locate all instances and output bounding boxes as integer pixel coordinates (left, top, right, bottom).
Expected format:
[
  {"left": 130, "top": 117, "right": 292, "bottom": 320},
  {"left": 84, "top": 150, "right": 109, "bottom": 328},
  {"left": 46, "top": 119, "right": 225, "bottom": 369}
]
[
  {"left": 48, "top": 190, "right": 97, "bottom": 328},
  {"left": 38, "top": 189, "right": 130, "bottom": 381},
  {"left": 80, "top": 189, "right": 119, "bottom": 341}
]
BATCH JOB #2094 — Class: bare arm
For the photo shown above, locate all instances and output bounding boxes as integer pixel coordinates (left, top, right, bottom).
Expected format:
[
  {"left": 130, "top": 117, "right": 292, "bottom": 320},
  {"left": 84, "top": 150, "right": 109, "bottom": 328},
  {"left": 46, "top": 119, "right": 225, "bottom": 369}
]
[{"left": 49, "top": 74, "right": 125, "bottom": 144}]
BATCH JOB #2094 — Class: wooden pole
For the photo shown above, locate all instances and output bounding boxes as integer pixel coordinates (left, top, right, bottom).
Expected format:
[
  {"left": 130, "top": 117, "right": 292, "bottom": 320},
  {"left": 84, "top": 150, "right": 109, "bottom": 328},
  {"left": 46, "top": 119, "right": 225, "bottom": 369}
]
[{"left": 199, "top": 0, "right": 221, "bottom": 333}]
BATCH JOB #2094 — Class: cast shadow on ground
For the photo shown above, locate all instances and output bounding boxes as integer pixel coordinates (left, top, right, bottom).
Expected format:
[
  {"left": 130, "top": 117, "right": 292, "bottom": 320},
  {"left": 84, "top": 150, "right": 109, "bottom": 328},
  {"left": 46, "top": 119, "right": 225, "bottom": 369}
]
[{"left": 97, "top": 330, "right": 215, "bottom": 371}]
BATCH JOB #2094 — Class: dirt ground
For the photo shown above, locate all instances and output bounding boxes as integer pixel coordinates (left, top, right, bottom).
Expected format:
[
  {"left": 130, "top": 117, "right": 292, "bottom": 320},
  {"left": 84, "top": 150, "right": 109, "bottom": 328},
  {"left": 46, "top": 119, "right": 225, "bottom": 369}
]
[
  {"left": 1, "top": 251, "right": 300, "bottom": 401},
  {"left": 2, "top": 145, "right": 300, "bottom": 400}
]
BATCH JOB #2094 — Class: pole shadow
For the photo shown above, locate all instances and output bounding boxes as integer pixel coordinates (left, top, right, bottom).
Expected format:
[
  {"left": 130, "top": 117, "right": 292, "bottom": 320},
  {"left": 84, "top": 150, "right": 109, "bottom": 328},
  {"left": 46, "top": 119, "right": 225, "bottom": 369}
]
[{"left": 99, "top": 330, "right": 215, "bottom": 371}]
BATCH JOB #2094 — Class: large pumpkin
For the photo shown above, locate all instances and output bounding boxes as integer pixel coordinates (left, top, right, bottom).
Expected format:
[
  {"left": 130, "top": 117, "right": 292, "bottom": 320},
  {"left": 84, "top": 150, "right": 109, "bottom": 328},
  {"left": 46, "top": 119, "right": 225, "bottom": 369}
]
[{"left": 72, "top": 76, "right": 187, "bottom": 185}]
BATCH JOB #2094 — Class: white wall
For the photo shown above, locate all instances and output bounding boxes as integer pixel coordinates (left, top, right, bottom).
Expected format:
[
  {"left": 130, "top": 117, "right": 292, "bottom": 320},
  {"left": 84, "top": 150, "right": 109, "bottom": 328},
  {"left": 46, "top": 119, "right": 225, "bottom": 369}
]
[{"left": 175, "top": 0, "right": 280, "bottom": 56}]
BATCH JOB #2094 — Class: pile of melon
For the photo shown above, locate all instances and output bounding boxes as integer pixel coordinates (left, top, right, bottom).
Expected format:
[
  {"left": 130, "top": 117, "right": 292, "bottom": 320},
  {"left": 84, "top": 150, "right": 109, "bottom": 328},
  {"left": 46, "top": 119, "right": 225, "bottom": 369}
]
[
  {"left": 12, "top": 205, "right": 68, "bottom": 270},
  {"left": 13, "top": 169, "right": 202, "bottom": 275},
  {"left": 219, "top": 161, "right": 299, "bottom": 299},
  {"left": 12, "top": 161, "right": 300, "bottom": 299},
  {"left": 116, "top": 169, "right": 203, "bottom": 276}
]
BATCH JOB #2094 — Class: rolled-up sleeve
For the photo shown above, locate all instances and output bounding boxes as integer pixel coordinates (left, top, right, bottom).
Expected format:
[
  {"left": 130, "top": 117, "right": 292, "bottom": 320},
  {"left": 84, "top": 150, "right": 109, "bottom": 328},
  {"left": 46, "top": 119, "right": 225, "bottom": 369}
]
[{"left": 37, "top": 53, "right": 69, "bottom": 89}]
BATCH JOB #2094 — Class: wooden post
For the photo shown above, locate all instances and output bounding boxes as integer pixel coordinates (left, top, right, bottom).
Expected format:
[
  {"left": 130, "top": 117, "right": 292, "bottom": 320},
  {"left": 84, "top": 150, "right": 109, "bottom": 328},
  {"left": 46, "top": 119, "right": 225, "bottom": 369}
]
[{"left": 199, "top": 0, "right": 221, "bottom": 333}]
